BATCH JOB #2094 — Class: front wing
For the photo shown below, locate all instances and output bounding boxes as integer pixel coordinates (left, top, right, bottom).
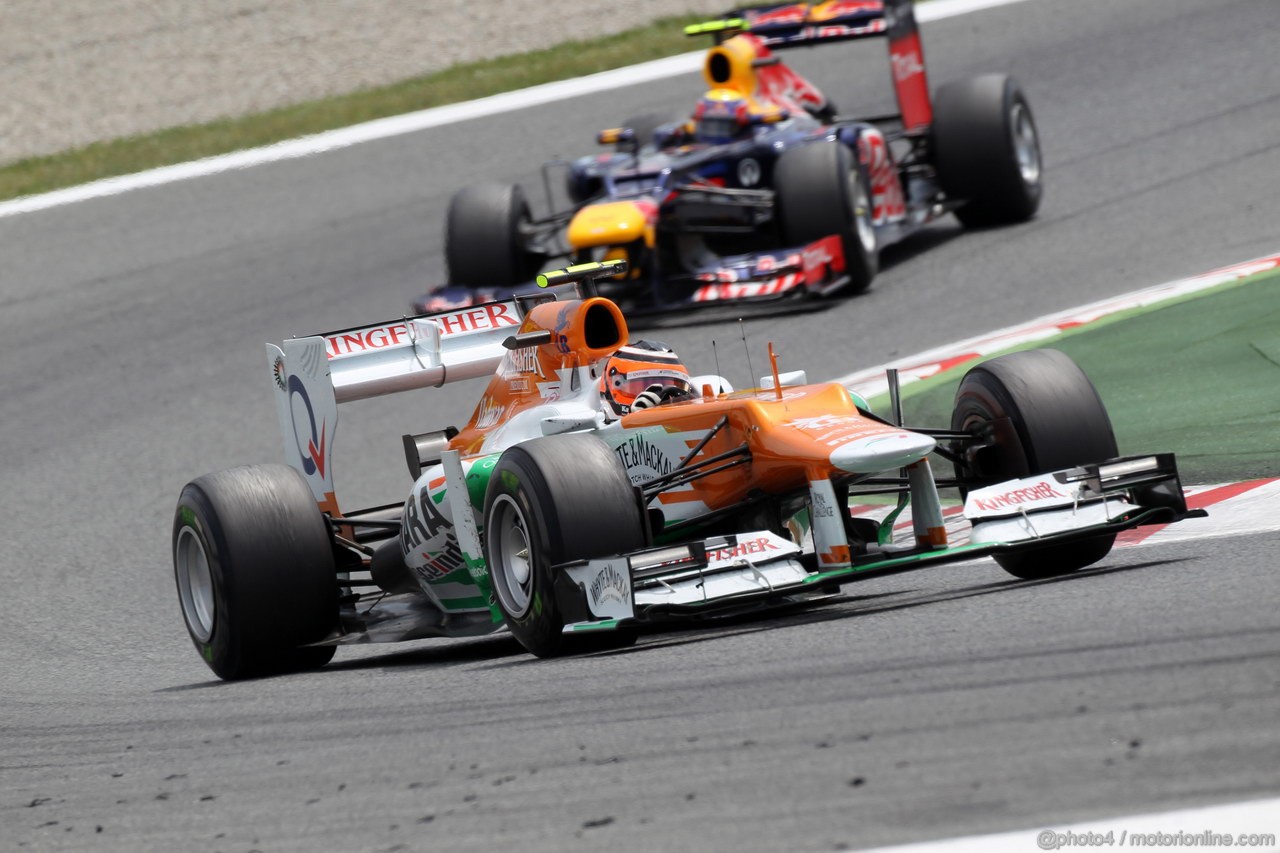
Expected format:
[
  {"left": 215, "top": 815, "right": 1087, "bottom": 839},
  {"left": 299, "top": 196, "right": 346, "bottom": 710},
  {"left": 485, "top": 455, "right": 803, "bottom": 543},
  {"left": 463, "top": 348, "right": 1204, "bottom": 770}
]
[
  {"left": 413, "top": 235, "right": 849, "bottom": 316},
  {"left": 552, "top": 455, "right": 1206, "bottom": 633}
]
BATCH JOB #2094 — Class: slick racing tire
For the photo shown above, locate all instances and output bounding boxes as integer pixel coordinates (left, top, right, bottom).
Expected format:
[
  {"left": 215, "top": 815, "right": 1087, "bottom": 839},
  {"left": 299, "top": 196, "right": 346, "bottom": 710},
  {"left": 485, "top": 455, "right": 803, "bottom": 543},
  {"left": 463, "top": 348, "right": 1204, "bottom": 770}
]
[
  {"left": 445, "top": 183, "right": 543, "bottom": 287},
  {"left": 950, "top": 349, "right": 1118, "bottom": 580},
  {"left": 173, "top": 464, "right": 339, "bottom": 680},
  {"left": 775, "top": 141, "right": 878, "bottom": 294},
  {"left": 933, "top": 73, "right": 1043, "bottom": 228},
  {"left": 484, "top": 434, "right": 646, "bottom": 658}
]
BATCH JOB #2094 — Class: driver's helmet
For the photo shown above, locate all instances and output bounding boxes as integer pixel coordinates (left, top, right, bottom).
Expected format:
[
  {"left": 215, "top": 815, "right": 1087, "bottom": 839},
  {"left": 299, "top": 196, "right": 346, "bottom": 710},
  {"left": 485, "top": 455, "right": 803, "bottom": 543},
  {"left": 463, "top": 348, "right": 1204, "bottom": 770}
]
[
  {"left": 599, "top": 340, "right": 695, "bottom": 416},
  {"left": 692, "top": 88, "right": 762, "bottom": 144}
]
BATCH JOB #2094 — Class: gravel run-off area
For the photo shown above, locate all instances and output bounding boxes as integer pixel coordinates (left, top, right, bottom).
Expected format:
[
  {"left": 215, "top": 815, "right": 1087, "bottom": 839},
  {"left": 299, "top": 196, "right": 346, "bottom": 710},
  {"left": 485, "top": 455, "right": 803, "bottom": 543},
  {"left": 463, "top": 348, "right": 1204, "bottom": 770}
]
[{"left": 1, "top": 0, "right": 726, "bottom": 166}]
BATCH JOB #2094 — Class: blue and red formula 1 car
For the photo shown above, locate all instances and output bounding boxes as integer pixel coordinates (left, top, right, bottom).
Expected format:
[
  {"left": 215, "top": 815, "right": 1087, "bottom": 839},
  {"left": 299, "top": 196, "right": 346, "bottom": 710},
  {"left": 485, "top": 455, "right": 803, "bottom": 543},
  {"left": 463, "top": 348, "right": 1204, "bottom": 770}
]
[{"left": 417, "top": 0, "right": 1044, "bottom": 316}]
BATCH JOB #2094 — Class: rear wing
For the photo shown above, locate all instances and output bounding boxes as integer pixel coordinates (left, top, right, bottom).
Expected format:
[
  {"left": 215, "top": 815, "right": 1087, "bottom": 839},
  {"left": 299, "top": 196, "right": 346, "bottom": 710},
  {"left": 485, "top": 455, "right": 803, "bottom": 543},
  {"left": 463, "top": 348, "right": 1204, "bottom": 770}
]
[
  {"left": 266, "top": 265, "right": 625, "bottom": 513},
  {"left": 688, "top": 0, "right": 933, "bottom": 131},
  {"left": 688, "top": 2, "right": 888, "bottom": 46},
  {"left": 266, "top": 300, "right": 524, "bottom": 513}
]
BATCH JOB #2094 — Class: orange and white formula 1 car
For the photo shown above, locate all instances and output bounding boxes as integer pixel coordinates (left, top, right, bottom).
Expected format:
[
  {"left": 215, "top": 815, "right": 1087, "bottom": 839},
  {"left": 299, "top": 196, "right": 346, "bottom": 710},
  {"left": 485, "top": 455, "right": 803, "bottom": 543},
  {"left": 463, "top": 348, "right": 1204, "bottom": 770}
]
[{"left": 173, "top": 261, "right": 1203, "bottom": 679}]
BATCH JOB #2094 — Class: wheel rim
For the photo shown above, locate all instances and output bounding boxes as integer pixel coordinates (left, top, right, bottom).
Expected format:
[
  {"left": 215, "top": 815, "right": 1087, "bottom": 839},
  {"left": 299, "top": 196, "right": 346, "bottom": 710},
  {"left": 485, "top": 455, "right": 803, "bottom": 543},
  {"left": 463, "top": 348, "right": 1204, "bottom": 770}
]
[
  {"left": 1011, "top": 103, "right": 1041, "bottom": 186},
  {"left": 847, "top": 169, "right": 876, "bottom": 254},
  {"left": 489, "top": 495, "right": 535, "bottom": 619},
  {"left": 175, "top": 526, "right": 215, "bottom": 643}
]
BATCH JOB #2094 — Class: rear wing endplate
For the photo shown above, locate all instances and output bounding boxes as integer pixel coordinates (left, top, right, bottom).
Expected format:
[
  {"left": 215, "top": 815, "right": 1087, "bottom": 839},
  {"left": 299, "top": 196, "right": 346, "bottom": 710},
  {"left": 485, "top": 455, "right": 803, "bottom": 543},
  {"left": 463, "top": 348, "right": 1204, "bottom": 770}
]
[{"left": 266, "top": 300, "right": 523, "bottom": 513}]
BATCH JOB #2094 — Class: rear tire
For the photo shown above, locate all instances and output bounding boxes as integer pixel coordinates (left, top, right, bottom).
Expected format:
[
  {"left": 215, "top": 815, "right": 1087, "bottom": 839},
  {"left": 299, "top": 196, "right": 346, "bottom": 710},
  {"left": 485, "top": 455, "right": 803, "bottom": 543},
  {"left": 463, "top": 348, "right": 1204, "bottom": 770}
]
[
  {"left": 775, "top": 142, "right": 878, "bottom": 294},
  {"left": 933, "top": 73, "right": 1042, "bottom": 227},
  {"left": 173, "top": 464, "right": 339, "bottom": 680},
  {"left": 484, "top": 435, "right": 646, "bottom": 658},
  {"left": 445, "top": 183, "right": 543, "bottom": 287},
  {"left": 950, "top": 349, "right": 1117, "bottom": 579}
]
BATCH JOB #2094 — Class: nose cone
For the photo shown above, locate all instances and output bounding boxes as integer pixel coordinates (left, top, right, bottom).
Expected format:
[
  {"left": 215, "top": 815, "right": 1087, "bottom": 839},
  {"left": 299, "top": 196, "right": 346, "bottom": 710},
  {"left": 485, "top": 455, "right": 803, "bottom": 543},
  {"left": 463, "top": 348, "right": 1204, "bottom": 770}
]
[
  {"left": 829, "top": 431, "right": 936, "bottom": 474},
  {"left": 567, "top": 201, "right": 650, "bottom": 249}
]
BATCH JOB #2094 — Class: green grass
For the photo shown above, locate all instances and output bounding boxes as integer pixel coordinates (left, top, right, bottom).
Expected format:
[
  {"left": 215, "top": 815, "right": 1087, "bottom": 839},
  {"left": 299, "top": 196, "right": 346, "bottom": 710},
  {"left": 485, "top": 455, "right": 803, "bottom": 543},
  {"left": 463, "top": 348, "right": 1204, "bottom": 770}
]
[
  {"left": 0, "top": 14, "right": 709, "bottom": 203},
  {"left": 878, "top": 270, "right": 1280, "bottom": 485}
]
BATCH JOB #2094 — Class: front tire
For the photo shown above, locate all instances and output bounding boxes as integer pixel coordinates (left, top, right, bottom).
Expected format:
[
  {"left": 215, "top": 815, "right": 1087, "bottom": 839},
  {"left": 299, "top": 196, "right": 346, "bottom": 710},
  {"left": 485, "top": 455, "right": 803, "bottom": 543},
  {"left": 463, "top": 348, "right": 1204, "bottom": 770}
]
[
  {"left": 484, "top": 435, "right": 646, "bottom": 658},
  {"left": 173, "top": 464, "right": 338, "bottom": 680},
  {"left": 445, "top": 183, "right": 543, "bottom": 287},
  {"left": 775, "top": 141, "right": 878, "bottom": 294},
  {"left": 950, "top": 349, "right": 1118, "bottom": 580},
  {"left": 933, "top": 73, "right": 1043, "bottom": 228}
]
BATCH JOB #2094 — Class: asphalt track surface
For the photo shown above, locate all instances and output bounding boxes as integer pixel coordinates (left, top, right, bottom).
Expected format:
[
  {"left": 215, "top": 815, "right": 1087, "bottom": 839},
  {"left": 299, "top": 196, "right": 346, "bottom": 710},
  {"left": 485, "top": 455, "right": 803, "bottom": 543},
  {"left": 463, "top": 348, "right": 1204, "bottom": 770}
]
[{"left": 3, "top": 0, "right": 1279, "bottom": 850}]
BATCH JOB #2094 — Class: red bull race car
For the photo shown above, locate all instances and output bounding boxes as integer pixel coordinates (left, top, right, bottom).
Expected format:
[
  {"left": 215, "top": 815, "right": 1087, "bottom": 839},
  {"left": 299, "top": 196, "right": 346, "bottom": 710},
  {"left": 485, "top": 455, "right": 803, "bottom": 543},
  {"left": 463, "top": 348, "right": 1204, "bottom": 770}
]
[
  {"left": 416, "top": 0, "right": 1043, "bottom": 316},
  {"left": 175, "top": 262, "right": 1202, "bottom": 680}
]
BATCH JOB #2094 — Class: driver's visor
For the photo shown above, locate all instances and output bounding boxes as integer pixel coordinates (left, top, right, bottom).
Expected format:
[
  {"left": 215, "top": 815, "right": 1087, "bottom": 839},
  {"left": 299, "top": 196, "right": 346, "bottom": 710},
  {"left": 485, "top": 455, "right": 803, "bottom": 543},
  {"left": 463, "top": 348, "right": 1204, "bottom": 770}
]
[
  {"left": 612, "top": 370, "right": 694, "bottom": 399},
  {"left": 696, "top": 116, "right": 743, "bottom": 142}
]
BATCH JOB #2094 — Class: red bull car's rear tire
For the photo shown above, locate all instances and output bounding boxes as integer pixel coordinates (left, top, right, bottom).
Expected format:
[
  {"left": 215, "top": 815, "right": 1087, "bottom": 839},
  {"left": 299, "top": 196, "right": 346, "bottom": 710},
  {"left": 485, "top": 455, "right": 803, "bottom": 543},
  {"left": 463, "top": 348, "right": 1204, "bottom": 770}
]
[{"left": 933, "top": 73, "right": 1043, "bottom": 228}]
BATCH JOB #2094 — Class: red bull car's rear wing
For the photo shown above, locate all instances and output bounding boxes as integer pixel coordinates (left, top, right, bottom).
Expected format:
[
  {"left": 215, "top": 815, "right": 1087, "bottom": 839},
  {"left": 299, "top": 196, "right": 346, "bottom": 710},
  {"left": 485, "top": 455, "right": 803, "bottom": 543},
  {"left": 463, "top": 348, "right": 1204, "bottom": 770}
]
[
  {"left": 688, "top": 1, "right": 887, "bottom": 45},
  {"left": 688, "top": 0, "right": 933, "bottom": 131}
]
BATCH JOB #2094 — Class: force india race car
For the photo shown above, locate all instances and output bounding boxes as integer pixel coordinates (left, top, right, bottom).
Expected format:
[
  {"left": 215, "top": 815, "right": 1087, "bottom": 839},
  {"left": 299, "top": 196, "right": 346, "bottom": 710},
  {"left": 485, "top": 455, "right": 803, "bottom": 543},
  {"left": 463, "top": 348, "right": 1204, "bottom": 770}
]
[
  {"left": 174, "top": 261, "right": 1204, "bottom": 680},
  {"left": 416, "top": 0, "right": 1043, "bottom": 316}
]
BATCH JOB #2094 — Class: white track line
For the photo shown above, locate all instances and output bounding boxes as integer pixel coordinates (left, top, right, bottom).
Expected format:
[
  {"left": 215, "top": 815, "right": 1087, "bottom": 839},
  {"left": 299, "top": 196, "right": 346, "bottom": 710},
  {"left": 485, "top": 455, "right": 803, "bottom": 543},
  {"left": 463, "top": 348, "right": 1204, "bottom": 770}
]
[
  {"left": 0, "top": 0, "right": 1037, "bottom": 219},
  {"left": 852, "top": 796, "right": 1280, "bottom": 853}
]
